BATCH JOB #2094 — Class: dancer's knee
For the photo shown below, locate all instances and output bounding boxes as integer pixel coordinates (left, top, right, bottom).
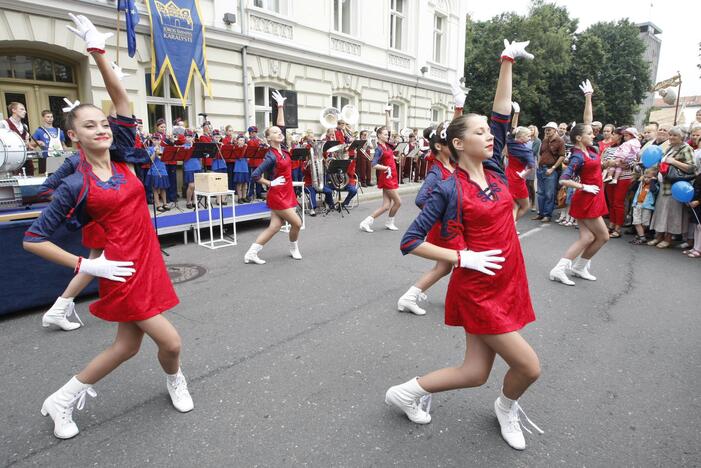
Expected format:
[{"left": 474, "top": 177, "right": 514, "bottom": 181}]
[
  {"left": 159, "top": 335, "right": 181, "bottom": 358},
  {"left": 518, "top": 357, "right": 541, "bottom": 383},
  {"left": 112, "top": 341, "right": 141, "bottom": 362}
]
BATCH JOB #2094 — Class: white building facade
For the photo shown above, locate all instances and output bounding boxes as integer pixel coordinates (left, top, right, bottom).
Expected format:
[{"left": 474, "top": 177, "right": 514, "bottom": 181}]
[{"left": 0, "top": 0, "right": 468, "bottom": 136}]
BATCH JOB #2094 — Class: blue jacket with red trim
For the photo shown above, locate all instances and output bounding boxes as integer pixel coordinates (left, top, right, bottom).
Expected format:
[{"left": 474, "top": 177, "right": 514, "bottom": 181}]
[
  {"left": 24, "top": 115, "right": 148, "bottom": 242},
  {"left": 400, "top": 111, "right": 509, "bottom": 255},
  {"left": 415, "top": 162, "right": 444, "bottom": 208}
]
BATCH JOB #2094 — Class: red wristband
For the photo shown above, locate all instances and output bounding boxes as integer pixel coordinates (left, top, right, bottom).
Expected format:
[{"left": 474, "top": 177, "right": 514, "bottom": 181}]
[
  {"left": 75, "top": 256, "right": 83, "bottom": 274},
  {"left": 500, "top": 55, "right": 514, "bottom": 63}
]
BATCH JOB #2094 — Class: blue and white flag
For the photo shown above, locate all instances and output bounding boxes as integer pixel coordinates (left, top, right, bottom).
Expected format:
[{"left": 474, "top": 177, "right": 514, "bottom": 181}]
[
  {"left": 146, "top": 0, "right": 211, "bottom": 105},
  {"left": 117, "top": 0, "right": 140, "bottom": 58}
]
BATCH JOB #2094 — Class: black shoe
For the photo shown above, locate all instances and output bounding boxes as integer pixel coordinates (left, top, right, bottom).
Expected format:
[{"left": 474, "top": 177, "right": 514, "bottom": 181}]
[{"left": 531, "top": 214, "right": 544, "bottom": 221}]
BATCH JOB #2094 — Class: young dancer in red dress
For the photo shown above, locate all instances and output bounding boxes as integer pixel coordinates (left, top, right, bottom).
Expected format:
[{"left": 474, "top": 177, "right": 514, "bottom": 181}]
[
  {"left": 23, "top": 14, "right": 193, "bottom": 440},
  {"left": 386, "top": 40, "right": 544, "bottom": 451},
  {"left": 244, "top": 90, "right": 303, "bottom": 263},
  {"left": 549, "top": 80, "right": 609, "bottom": 285},
  {"left": 359, "top": 107, "right": 402, "bottom": 232},
  {"left": 396, "top": 81, "right": 466, "bottom": 315},
  {"left": 506, "top": 103, "right": 537, "bottom": 221}
]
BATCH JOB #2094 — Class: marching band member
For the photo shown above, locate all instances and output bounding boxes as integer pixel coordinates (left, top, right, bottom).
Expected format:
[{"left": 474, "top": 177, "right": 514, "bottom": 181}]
[
  {"left": 386, "top": 40, "right": 544, "bottom": 451},
  {"left": 244, "top": 90, "right": 303, "bottom": 263},
  {"left": 359, "top": 106, "right": 402, "bottom": 232},
  {"left": 223, "top": 125, "right": 237, "bottom": 191},
  {"left": 506, "top": 103, "right": 536, "bottom": 221},
  {"left": 396, "top": 81, "right": 467, "bottom": 315},
  {"left": 182, "top": 130, "right": 200, "bottom": 209},
  {"left": 1, "top": 101, "right": 37, "bottom": 175},
  {"left": 232, "top": 134, "right": 251, "bottom": 203},
  {"left": 246, "top": 126, "right": 265, "bottom": 201},
  {"left": 23, "top": 14, "right": 192, "bottom": 440},
  {"left": 548, "top": 79, "right": 609, "bottom": 285},
  {"left": 357, "top": 130, "right": 374, "bottom": 187},
  {"left": 144, "top": 134, "right": 170, "bottom": 211},
  {"left": 32, "top": 110, "right": 67, "bottom": 158}
]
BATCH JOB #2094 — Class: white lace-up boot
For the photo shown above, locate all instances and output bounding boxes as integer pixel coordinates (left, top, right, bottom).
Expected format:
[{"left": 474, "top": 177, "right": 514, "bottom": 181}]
[
  {"left": 42, "top": 296, "right": 83, "bottom": 331},
  {"left": 166, "top": 368, "right": 194, "bottom": 413},
  {"left": 244, "top": 243, "right": 266, "bottom": 264},
  {"left": 359, "top": 216, "right": 374, "bottom": 233},
  {"left": 385, "top": 217, "right": 399, "bottom": 231},
  {"left": 289, "top": 241, "right": 302, "bottom": 260},
  {"left": 41, "top": 376, "right": 96, "bottom": 439},
  {"left": 549, "top": 258, "right": 575, "bottom": 286},
  {"left": 385, "top": 377, "right": 432, "bottom": 424},
  {"left": 397, "top": 286, "right": 427, "bottom": 316},
  {"left": 494, "top": 393, "right": 544, "bottom": 450},
  {"left": 569, "top": 257, "right": 596, "bottom": 281}
]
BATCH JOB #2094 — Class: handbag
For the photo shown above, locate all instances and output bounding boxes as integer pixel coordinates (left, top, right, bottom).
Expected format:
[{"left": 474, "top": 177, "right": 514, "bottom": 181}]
[
  {"left": 665, "top": 165, "right": 695, "bottom": 183},
  {"left": 557, "top": 186, "right": 568, "bottom": 208}
]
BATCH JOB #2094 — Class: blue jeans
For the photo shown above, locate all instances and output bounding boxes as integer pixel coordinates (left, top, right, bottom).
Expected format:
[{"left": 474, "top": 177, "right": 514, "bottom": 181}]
[
  {"left": 536, "top": 166, "right": 560, "bottom": 217},
  {"left": 324, "top": 183, "right": 358, "bottom": 206},
  {"left": 247, "top": 168, "right": 263, "bottom": 198},
  {"left": 305, "top": 186, "right": 326, "bottom": 209}
]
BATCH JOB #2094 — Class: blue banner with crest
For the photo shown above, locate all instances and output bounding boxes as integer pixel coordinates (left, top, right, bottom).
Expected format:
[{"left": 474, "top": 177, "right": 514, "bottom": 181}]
[{"left": 146, "top": 0, "right": 210, "bottom": 105}]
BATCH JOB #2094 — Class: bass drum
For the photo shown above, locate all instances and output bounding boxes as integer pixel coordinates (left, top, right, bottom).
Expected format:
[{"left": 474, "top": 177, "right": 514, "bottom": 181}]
[{"left": 0, "top": 128, "right": 27, "bottom": 174}]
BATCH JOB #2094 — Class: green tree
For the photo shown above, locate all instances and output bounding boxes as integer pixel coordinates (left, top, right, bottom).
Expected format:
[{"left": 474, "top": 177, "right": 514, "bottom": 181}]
[{"left": 463, "top": 1, "right": 650, "bottom": 127}]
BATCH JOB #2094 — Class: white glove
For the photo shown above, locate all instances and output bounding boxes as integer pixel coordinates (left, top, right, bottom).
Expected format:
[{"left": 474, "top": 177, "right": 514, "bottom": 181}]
[
  {"left": 271, "top": 90, "right": 286, "bottom": 107},
  {"left": 270, "top": 176, "right": 286, "bottom": 187},
  {"left": 450, "top": 79, "right": 467, "bottom": 108},
  {"left": 110, "top": 62, "right": 129, "bottom": 81},
  {"left": 579, "top": 79, "right": 593, "bottom": 96},
  {"left": 67, "top": 13, "right": 113, "bottom": 54},
  {"left": 501, "top": 39, "right": 534, "bottom": 61},
  {"left": 385, "top": 167, "right": 392, "bottom": 178},
  {"left": 581, "top": 184, "right": 600, "bottom": 194},
  {"left": 458, "top": 249, "right": 505, "bottom": 276},
  {"left": 517, "top": 169, "right": 528, "bottom": 179},
  {"left": 62, "top": 98, "right": 80, "bottom": 113},
  {"left": 384, "top": 104, "right": 393, "bottom": 113},
  {"left": 511, "top": 101, "right": 520, "bottom": 113},
  {"left": 78, "top": 253, "right": 135, "bottom": 283}
]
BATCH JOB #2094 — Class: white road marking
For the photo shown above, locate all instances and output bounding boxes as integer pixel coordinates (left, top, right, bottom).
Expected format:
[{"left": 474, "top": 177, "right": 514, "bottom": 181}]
[{"left": 518, "top": 224, "right": 550, "bottom": 239}]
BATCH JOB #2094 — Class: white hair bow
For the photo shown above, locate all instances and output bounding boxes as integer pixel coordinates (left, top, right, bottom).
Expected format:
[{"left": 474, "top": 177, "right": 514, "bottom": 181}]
[{"left": 62, "top": 98, "right": 80, "bottom": 113}]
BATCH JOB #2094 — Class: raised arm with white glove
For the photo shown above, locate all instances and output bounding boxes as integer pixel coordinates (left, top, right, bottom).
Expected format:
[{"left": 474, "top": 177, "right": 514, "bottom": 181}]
[
  {"left": 578, "top": 79, "right": 593, "bottom": 96},
  {"left": 67, "top": 13, "right": 113, "bottom": 54},
  {"left": 458, "top": 249, "right": 505, "bottom": 276},
  {"left": 501, "top": 39, "right": 534, "bottom": 62},
  {"left": 77, "top": 253, "right": 135, "bottom": 283},
  {"left": 271, "top": 90, "right": 287, "bottom": 107},
  {"left": 450, "top": 79, "right": 467, "bottom": 109}
]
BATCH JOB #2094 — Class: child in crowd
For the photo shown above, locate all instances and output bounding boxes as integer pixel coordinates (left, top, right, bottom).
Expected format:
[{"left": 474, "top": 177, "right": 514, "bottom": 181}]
[
  {"left": 603, "top": 127, "right": 640, "bottom": 184},
  {"left": 182, "top": 131, "right": 200, "bottom": 209},
  {"left": 629, "top": 167, "right": 659, "bottom": 245},
  {"left": 145, "top": 134, "right": 170, "bottom": 212},
  {"left": 233, "top": 134, "right": 251, "bottom": 203}
]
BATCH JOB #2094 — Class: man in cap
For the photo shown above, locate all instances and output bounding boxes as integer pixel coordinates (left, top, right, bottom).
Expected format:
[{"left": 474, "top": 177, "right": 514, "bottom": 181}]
[{"left": 533, "top": 122, "right": 566, "bottom": 223}]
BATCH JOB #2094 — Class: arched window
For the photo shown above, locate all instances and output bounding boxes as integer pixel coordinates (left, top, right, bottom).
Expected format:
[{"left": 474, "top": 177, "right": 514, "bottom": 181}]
[{"left": 0, "top": 54, "right": 75, "bottom": 83}]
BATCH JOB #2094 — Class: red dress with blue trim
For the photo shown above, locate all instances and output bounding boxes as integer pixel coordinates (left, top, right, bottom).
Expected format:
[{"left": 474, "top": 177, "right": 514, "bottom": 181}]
[
  {"left": 252, "top": 146, "right": 297, "bottom": 210},
  {"left": 401, "top": 111, "right": 535, "bottom": 335},
  {"left": 561, "top": 146, "right": 608, "bottom": 219},
  {"left": 373, "top": 143, "right": 399, "bottom": 189}
]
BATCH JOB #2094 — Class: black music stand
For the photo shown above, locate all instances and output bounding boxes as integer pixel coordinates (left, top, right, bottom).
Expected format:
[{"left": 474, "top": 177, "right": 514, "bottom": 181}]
[
  {"left": 291, "top": 147, "right": 309, "bottom": 160},
  {"left": 348, "top": 140, "right": 366, "bottom": 151},
  {"left": 324, "top": 159, "right": 352, "bottom": 217},
  {"left": 323, "top": 140, "right": 342, "bottom": 153},
  {"left": 190, "top": 143, "right": 219, "bottom": 209}
]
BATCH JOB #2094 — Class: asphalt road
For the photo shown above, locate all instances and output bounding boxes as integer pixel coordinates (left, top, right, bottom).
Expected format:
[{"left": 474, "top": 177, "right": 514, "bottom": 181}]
[{"left": 2, "top": 195, "right": 700, "bottom": 467}]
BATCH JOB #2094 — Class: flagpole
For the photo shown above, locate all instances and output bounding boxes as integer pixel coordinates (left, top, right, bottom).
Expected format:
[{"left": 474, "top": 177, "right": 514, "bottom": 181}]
[{"left": 116, "top": 7, "right": 121, "bottom": 66}]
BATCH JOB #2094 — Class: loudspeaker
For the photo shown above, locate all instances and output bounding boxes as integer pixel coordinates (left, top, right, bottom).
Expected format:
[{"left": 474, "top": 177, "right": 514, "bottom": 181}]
[{"left": 270, "top": 90, "right": 298, "bottom": 129}]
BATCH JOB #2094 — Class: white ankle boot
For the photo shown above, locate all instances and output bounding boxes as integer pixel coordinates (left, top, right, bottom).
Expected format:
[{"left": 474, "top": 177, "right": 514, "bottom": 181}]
[
  {"left": 41, "top": 376, "right": 96, "bottom": 439},
  {"left": 385, "top": 217, "right": 398, "bottom": 231},
  {"left": 494, "top": 395, "right": 544, "bottom": 450},
  {"left": 549, "top": 258, "right": 575, "bottom": 286},
  {"left": 359, "top": 216, "right": 374, "bottom": 233},
  {"left": 385, "top": 377, "right": 432, "bottom": 424},
  {"left": 289, "top": 241, "right": 302, "bottom": 260},
  {"left": 42, "top": 297, "right": 83, "bottom": 331},
  {"left": 244, "top": 243, "right": 266, "bottom": 264},
  {"left": 570, "top": 257, "right": 596, "bottom": 281},
  {"left": 166, "top": 368, "right": 194, "bottom": 413},
  {"left": 397, "top": 286, "right": 427, "bottom": 316}
]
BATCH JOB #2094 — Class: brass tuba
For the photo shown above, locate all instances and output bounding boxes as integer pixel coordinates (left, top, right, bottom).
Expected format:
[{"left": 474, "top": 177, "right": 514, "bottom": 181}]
[{"left": 310, "top": 139, "right": 326, "bottom": 192}]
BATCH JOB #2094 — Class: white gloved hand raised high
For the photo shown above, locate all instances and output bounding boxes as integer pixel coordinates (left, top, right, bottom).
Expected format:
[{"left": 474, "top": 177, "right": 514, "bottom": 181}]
[
  {"left": 450, "top": 79, "right": 467, "bottom": 108},
  {"left": 384, "top": 104, "right": 393, "bottom": 113},
  {"left": 67, "top": 13, "right": 113, "bottom": 54},
  {"left": 501, "top": 39, "right": 534, "bottom": 61},
  {"left": 78, "top": 253, "right": 135, "bottom": 282},
  {"left": 581, "top": 184, "right": 600, "bottom": 194},
  {"left": 271, "top": 90, "right": 287, "bottom": 107},
  {"left": 458, "top": 249, "right": 505, "bottom": 276},
  {"left": 511, "top": 101, "right": 520, "bottom": 113},
  {"left": 270, "top": 176, "right": 286, "bottom": 187},
  {"left": 579, "top": 79, "right": 593, "bottom": 96}
]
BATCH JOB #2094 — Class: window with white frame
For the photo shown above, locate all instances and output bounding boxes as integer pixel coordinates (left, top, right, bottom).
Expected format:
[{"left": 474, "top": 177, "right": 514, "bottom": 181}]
[
  {"left": 433, "top": 14, "right": 445, "bottom": 63},
  {"left": 389, "top": 0, "right": 405, "bottom": 50},
  {"left": 331, "top": 95, "right": 352, "bottom": 110},
  {"left": 253, "top": 84, "right": 288, "bottom": 131},
  {"left": 389, "top": 102, "right": 403, "bottom": 135},
  {"left": 253, "top": 0, "right": 280, "bottom": 12},
  {"left": 145, "top": 73, "right": 191, "bottom": 133},
  {"left": 431, "top": 107, "right": 443, "bottom": 124},
  {"left": 333, "top": 0, "right": 352, "bottom": 35}
]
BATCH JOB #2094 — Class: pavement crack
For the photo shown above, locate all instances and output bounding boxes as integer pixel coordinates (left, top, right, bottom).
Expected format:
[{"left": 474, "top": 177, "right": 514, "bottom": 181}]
[{"left": 598, "top": 248, "right": 636, "bottom": 322}]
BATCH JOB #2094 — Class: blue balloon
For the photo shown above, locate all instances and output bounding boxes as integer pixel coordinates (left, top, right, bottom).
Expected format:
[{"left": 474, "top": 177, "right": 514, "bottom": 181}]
[
  {"left": 640, "top": 145, "right": 663, "bottom": 168},
  {"left": 671, "top": 181, "right": 695, "bottom": 203}
]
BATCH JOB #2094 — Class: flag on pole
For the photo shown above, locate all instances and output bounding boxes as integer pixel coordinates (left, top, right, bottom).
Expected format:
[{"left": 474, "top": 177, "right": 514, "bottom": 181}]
[{"left": 118, "top": 0, "right": 140, "bottom": 58}]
